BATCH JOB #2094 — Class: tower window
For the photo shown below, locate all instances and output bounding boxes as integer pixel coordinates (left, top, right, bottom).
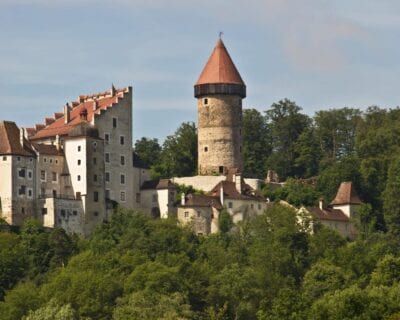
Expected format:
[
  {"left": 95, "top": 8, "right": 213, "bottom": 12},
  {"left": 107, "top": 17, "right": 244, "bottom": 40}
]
[
  {"left": 112, "top": 117, "right": 117, "bottom": 128},
  {"left": 204, "top": 147, "right": 208, "bottom": 152},
  {"left": 219, "top": 166, "right": 224, "bottom": 174},
  {"left": 204, "top": 98, "right": 208, "bottom": 105}
]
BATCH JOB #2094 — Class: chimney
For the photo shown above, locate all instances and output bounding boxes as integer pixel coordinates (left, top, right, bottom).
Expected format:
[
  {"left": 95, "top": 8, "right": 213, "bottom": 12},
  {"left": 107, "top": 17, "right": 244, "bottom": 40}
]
[
  {"left": 55, "top": 135, "right": 61, "bottom": 151},
  {"left": 319, "top": 197, "right": 324, "bottom": 210},
  {"left": 181, "top": 193, "right": 185, "bottom": 206},
  {"left": 19, "top": 127, "right": 25, "bottom": 147},
  {"left": 111, "top": 83, "right": 116, "bottom": 96},
  {"left": 235, "top": 173, "right": 242, "bottom": 194},
  {"left": 92, "top": 100, "right": 98, "bottom": 111},
  {"left": 64, "top": 103, "right": 70, "bottom": 124},
  {"left": 220, "top": 184, "right": 224, "bottom": 205}
]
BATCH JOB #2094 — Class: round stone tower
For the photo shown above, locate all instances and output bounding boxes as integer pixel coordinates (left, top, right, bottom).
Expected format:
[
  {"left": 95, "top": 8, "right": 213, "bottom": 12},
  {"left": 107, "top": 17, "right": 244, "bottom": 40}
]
[{"left": 194, "top": 38, "right": 246, "bottom": 175}]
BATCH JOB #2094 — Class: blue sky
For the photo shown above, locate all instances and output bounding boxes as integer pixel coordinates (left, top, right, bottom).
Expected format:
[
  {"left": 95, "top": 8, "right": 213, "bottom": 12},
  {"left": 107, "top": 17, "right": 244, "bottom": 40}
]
[{"left": 1, "top": 1, "right": 400, "bottom": 143}]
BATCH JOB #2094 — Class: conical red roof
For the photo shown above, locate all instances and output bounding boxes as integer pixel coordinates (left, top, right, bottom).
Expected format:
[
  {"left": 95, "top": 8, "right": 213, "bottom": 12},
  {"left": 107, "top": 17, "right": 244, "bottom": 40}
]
[
  {"left": 196, "top": 39, "right": 245, "bottom": 86},
  {"left": 331, "top": 181, "right": 362, "bottom": 205}
]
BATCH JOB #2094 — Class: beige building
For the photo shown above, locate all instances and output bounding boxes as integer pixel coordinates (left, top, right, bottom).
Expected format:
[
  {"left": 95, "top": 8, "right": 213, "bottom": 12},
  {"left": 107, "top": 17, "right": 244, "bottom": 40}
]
[{"left": 300, "top": 181, "right": 362, "bottom": 239}]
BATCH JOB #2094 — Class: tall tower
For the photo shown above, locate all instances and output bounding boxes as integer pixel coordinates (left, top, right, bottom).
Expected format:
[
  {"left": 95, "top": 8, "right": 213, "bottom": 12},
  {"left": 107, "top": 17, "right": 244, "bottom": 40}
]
[{"left": 194, "top": 38, "right": 246, "bottom": 175}]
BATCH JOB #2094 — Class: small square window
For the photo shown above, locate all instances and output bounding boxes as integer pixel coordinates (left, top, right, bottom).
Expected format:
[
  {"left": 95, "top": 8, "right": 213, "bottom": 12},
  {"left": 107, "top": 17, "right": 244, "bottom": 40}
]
[
  {"left": 17, "top": 156, "right": 21, "bottom": 161},
  {"left": 19, "top": 185, "right": 26, "bottom": 195},
  {"left": 18, "top": 168, "right": 26, "bottom": 178},
  {"left": 73, "top": 210, "right": 77, "bottom": 216},
  {"left": 184, "top": 211, "right": 189, "bottom": 218},
  {"left": 228, "top": 202, "right": 233, "bottom": 209}
]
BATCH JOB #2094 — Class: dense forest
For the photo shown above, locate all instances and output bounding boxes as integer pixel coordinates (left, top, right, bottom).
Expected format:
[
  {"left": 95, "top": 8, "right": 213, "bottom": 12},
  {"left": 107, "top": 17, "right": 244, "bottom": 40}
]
[{"left": 3, "top": 100, "right": 400, "bottom": 319}]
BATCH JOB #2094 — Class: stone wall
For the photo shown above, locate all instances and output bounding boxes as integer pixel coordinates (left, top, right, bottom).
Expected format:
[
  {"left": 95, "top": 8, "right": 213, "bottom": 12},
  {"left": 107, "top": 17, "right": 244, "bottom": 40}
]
[{"left": 197, "top": 94, "right": 242, "bottom": 175}]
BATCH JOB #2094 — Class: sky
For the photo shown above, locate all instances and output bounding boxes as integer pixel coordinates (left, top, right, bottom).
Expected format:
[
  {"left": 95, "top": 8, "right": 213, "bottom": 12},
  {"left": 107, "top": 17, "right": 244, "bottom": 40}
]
[{"left": 1, "top": 0, "right": 400, "bottom": 143}]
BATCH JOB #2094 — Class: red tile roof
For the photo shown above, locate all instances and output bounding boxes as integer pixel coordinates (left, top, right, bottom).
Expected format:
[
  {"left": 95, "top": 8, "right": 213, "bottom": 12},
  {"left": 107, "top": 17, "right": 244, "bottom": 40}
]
[
  {"left": 307, "top": 207, "right": 350, "bottom": 222},
  {"left": 30, "top": 87, "right": 130, "bottom": 140},
  {"left": 331, "top": 181, "right": 362, "bottom": 205},
  {"left": 181, "top": 194, "right": 223, "bottom": 210},
  {"left": 0, "top": 121, "right": 35, "bottom": 157},
  {"left": 31, "top": 143, "right": 64, "bottom": 156},
  {"left": 207, "top": 180, "right": 264, "bottom": 201},
  {"left": 196, "top": 39, "right": 245, "bottom": 86}
]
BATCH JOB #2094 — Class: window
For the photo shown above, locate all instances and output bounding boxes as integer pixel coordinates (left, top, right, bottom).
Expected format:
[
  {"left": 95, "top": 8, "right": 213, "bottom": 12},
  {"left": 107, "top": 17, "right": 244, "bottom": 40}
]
[
  {"left": 120, "top": 174, "right": 125, "bottom": 185},
  {"left": 52, "top": 172, "right": 57, "bottom": 182},
  {"left": 93, "top": 142, "right": 97, "bottom": 151},
  {"left": 105, "top": 172, "right": 110, "bottom": 182},
  {"left": 61, "top": 209, "right": 66, "bottom": 217},
  {"left": 105, "top": 189, "right": 110, "bottom": 199},
  {"left": 50, "top": 159, "right": 53, "bottom": 164},
  {"left": 19, "top": 185, "right": 26, "bottom": 195},
  {"left": 73, "top": 210, "right": 77, "bottom": 216},
  {"left": 251, "top": 203, "right": 254, "bottom": 209},
  {"left": 120, "top": 155, "right": 125, "bottom": 166},
  {"left": 18, "top": 168, "right": 26, "bottom": 178},
  {"left": 2, "top": 156, "right": 6, "bottom": 161},
  {"left": 219, "top": 166, "right": 224, "bottom": 174},
  {"left": 28, "top": 189, "right": 33, "bottom": 198},
  {"left": 77, "top": 175, "right": 81, "bottom": 181},
  {"left": 204, "top": 147, "right": 208, "bottom": 152},
  {"left": 93, "top": 157, "right": 97, "bottom": 165},
  {"left": 197, "top": 212, "right": 201, "bottom": 218},
  {"left": 55, "top": 160, "right": 58, "bottom": 164},
  {"left": 136, "top": 193, "right": 141, "bottom": 203},
  {"left": 53, "top": 190, "right": 57, "bottom": 197},
  {"left": 44, "top": 157, "right": 47, "bottom": 163},
  {"left": 28, "top": 170, "right": 33, "bottom": 179},
  {"left": 104, "top": 133, "right": 110, "bottom": 144},
  {"left": 93, "top": 174, "right": 98, "bottom": 182},
  {"left": 184, "top": 211, "right": 189, "bottom": 218},
  {"left": 21, "top": 207, "right": 25, "bottom": 214},
  {"left": 112, "top": 117, "right": 117, "bottom": 128},
  {"left": 77, "top": 159, "right": 81, "bottom": 166},
  {"left": 40, "top": 170, "right": 46, "bottom": 181},
  {"left": 105, "top": 153, "right": 110, "bottom": 163},
  {"left": 152, "top": 194, "right": 158, "bottom": 203},
  {"left": 228, "top": 202, "right": 233, "bottom": 209},
  {"left": 120, "top": 191, "right": 126, "bottom": 202},
  {"left": 76, "top": 192, "right": 81, "bottom": 200},
  {"left": 94, "top": 211, "right": 99, "bottom": 217},
  {"left": 204, "top": 98, "right": 208, "bottom": 105},
  {"left": 42, "top": 208, "right": 47, "bottom": 215},
  {"left": 120, "top": 136, "right": 125, "bottom": 145},
  {"left": 258, "top": 204, "right": 261, "bottom": 210},
  {"left": 17, "top": 156, "right": 20, "bottom": 161},
  {"left": 78, "top": 145, "right": 81, "bottom": 152},
  {"left": 94, "top": 191, "right": 99, "bottom": 202}
]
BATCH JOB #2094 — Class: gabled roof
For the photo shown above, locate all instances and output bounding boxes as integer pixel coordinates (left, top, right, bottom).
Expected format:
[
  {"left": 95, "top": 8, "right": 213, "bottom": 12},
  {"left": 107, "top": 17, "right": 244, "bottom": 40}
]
[
  {"left": 181, "top": 194, "right": 223, "bottom": 210},
  {"left": 31, "top": 143, "right": 64, "bottom": 156},
  {"left": 207, "top": 180, "right": 264, "bottom": 201},
  {"left": 0, "top": 121, "right": 35, "bottom": 157},
  {"left": 141, "top": 179, "right": 176, "bottom": 190},
  {"left": 196, "top": 39, "right": 245, "bottom": 86},
  {"left": 331, "top": 181, "right": 362, "bottom": 206},
  {"left": 306, "top": 207, "right": 350, "bottom": 222},
  {"left": 29, "top": 87, "right": 130, "bottom": 140}
]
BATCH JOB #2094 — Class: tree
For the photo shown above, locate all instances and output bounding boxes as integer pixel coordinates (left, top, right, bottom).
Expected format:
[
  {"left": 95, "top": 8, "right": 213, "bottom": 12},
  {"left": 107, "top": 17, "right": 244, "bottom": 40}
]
[
  {"left": 152, "top": 122, "right": 197, "bottom": 178},
  {"left": 265, "top": 99, "right": 310, "bottom": 179},
  {"left": 293, "top": 127, "right": 321, "bottom": 178},
  {"left": 242, "top": 108, "right": 271, "bottom": 178},
  {"left": 383, "top": 156, "right": 400, "bottom": 234},
  {"left": 23, "top": 299, "right": 77, "bottom": 320},
  {"left": 134, "top": 137, "right": 162, "bottom": 167}
]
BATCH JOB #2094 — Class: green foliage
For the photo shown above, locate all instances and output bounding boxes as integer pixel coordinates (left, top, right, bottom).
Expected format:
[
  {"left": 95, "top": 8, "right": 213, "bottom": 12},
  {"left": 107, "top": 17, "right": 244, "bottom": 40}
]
[
  {"left": 383, "top": 156, "right": 400, "bottom": 235},
  {"left": 151, "top": 122, "right": 197, "bottom": 178},
  {"left": 219, "top": 208, "right": 234, "bottom": 233},
  {"left": 23, "top": 299, "right": 77, "bottom": 320},
  {"left": 134, "top": 137, "right": 162, "bottom": 166}
]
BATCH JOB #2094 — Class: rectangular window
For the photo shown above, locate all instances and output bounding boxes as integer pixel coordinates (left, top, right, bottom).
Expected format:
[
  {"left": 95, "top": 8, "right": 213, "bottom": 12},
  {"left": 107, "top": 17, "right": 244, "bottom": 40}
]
[
  {"left": 228, "top": 202, "right": 233, "bottom": 209},
  {"left": 17, "top": 156, "right": 21, "bottom": 161},
  {"left": 120, "top": 136, "right": 125, "bottom": 145},
  {"left": 105, "top": 172, "right": 110, "bottom": 182},
  {"left": 2, "top": 156, "right": 6, "bottom": 161},
  {"left": 52, "top": 172, "right": 57, "bottom": 182},
  {"left": 112, "top": 117, "right": 117, "bottom": 128},
  {"left": 53, "top": 190, "right": 57, "bottom": 198},
  {"left": 251, "top": 203, "right": 254, "bottom": 209},
  {"left": 94, "top": 191, "right": 99, "bottom": 202},
  {"left": 120, "top": 174, "right": 125, "bottom": 185},
  {"left": 77, "top": 175, "right": 81, "bottom": 181},
  {"left": 93, "top": 157, "right": 97, "bottom": 165},
  {"left": 19, "top": 185, "right": 26, "bottom": 195},
  {"left": 105, "top": 153, "right": 110, "bottom": 163},
  {"left": 78, "top": 145, "right": 81, "bottom": 152},
  {"left": 40, "top": 170, "right": 46, "bottom": 181},
  {"left": 73, "top": 210, "right": 78, "bottom": 216},
  {"left": 93, "top": 141, "right": 97, "bottom": 152},
  {"left": 120, "top": 191, "right": 126, "bottom": 202},
  {"left": 77, "top": 159, "right": 81, "bottom": 166},
  {"left": 21, "top": 207, "right": 25, "bottom": 214},
  {"left": 258, "top": 204, "right": 261, "bottom": 210},
  {"left": 42, "top": 208, "right": 47, "bottom": 215},
  {"left": 120, "top": 155, "right": 125, "bottom": 166},
  {"left": 184, "top": 211, "right": 189, "bottom": 218},
  {"left": 104, "top": 133, "right": 110, "bottom": 144},
  {"left": 18, "top": 168, "right": 26, "bottom": 178},
  {"left": 61, "top": 209, "right": 66, "bottom": 217},
  {"left": 152, "top": 194, "right": 157, "bottom": 203},
  {"left": 93, "top": 174, "right": 98, "bottom": 182},
  {"left": 28, "top": 189, "right": 33, "bottom": 198},
  {"left": 136, "top": 193, "right": 141, "bottom": 203},
  {"left": 105, "top": 189, "right": 110, "bottom": 199}
]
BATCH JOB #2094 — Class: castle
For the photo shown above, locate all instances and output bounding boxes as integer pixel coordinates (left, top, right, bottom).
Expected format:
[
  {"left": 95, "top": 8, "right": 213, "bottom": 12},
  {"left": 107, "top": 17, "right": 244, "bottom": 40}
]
[{"left": 0, "top": 38, "right": 357, "bottom": 237}]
